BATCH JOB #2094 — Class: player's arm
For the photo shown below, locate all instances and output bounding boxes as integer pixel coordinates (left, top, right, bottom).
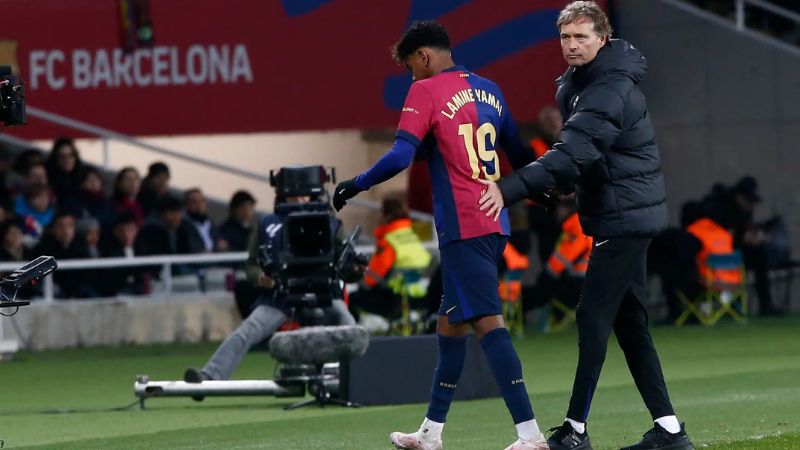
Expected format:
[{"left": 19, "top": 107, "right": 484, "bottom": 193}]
[
  {"left": 480, "top": 89, "right": 624, "bottom": 218},
  {"left": 333, "top": 83, "right": 433, "bottom": 211}
]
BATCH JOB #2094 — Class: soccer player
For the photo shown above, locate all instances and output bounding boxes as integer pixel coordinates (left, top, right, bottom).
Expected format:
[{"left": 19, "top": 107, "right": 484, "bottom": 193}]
[
  {"left": 332, "top": 20, "right": 547, "bottom": 450},
  {"left": 478, "top": 2, "right": 694, "bottom": 449}
]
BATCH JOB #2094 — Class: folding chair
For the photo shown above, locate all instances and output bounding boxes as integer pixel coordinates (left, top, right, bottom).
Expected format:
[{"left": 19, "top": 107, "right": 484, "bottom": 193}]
[{"left": 676, "top": 250, "right": 747, "bottom": 326}]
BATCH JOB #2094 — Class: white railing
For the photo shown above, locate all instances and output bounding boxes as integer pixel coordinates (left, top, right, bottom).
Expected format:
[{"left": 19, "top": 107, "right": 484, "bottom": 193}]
[
  {"left": 0, "top": 241, "right": 440, "bottom": 303},
  {"left": 735, "top": 0, "right": 800, "bottom": 31},
  {"left": 10, "top": 106, "right": 436, "bottom": 223}
]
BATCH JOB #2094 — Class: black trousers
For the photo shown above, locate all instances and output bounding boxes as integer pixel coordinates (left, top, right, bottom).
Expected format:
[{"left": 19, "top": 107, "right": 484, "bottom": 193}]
[{"left": 567, "top": 237, "right": 675, "bottom": 422}]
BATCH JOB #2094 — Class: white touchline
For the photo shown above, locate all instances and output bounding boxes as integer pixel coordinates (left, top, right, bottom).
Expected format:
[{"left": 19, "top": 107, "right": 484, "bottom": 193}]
[{"left": 595, "top": 239, "right": 610, "bottom": 247}]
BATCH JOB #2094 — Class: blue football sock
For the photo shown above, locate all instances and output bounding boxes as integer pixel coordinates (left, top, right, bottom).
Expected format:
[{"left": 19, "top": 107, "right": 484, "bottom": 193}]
[
  {"left": 426, "top": 334, "right": 467, "bottom": 423},
  {"left": 480, "top": 327, "right": 535, "bottom": 424}
]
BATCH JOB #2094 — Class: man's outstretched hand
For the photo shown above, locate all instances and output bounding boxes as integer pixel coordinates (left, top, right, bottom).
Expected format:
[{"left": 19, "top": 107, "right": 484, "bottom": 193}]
[
  {"left": 478, "top": 179, "right": 504, "bottom": 221},
  {"left": 332, "top": 178, "right": 363, "bottom": 211}
]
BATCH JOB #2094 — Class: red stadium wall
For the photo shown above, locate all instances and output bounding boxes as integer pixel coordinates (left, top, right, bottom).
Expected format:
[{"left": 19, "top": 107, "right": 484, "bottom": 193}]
[{"left": 1, "top": 0, "right": 604, "bottom": 139}]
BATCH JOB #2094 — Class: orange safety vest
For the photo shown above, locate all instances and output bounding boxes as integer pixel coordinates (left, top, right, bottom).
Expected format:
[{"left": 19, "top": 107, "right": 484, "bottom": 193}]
[
  {"left": 546, "top": 213, "right": 592, "bottom": 277},
  {"left": 499, "top": 243, "right": 530, "bottom": 302},
  {"left": 365, "top": 218, "right": 431, "bottom": 288},
  {"left": 686, "top": 218, "right": 742, "bottom": 286},
  {"left": 529, "top": 137, "right": 549, "bottom": 159}
]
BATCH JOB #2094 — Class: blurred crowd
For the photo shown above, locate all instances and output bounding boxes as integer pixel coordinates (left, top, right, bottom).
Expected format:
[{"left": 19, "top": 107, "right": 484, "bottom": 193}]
[
  {"left": 688, "top": 0, "right": 800, "bottom": 45},
  {"left": 0, "top": 138, "right": 258, "bottom": 298}
]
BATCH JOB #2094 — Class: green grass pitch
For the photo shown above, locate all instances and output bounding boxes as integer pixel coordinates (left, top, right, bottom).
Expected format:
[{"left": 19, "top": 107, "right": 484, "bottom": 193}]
[{"left": 0, "top": 317, "right": 798, "bottom": 449}]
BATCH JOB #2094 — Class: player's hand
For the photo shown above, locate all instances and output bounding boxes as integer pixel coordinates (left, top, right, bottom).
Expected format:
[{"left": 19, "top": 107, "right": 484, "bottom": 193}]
[
  {"left": 258, "top": 272, "right": 275, "bottom": 289},
  {"left": 332, "top": 178, "right": 363, "bottom": 211},
  {"left": 478, "top": 179, "right": 504, "bottom": 222}
]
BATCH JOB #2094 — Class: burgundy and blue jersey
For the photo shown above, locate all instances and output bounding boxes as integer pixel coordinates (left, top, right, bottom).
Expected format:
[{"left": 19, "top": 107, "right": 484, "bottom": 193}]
[{"left": 355, "top": 65, "right": 532, "bottom": 247}]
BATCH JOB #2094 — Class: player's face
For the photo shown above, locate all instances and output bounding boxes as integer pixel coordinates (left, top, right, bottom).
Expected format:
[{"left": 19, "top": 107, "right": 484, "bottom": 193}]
[
  {"left": 404, "top": 51, "right": 433, "bottom": 81},
  {"left": 559, "top": 18, "right": 607, "bottom": 67}
]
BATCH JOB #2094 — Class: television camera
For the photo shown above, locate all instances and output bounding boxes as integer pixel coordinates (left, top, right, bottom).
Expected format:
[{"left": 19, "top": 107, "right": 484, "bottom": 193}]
[
  {"left": 0, "top": 256, "right": 58, "bottom": 312},
  {"left": 260, "top": 165, "right": 366, "bottom": 308},
  {"left": 134, "top": 166, "right": 370, "bottom": 409},
  {"left": 0, "top": 65, "right": 26, "bottom": 126}
]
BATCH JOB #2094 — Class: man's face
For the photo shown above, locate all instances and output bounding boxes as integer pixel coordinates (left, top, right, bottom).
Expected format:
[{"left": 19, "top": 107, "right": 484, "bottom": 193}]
[
  {"left": 186, "top": 191, "right": 207, "bottom": 215},
  {"left": 404, "top": 50, "right": 435, "bottom": 82},
  {"left": 53, "top": 216, "right": 76, "bottom": 245},
  {"left": 560, "top": 17, "right": 607, "bottom": 67},
  {"left": 30, "top": 192, "right": 49, "bottom": 212},
  {"left": 114, "top": 222, "right": 138, "bottom": 247},
  {"left": 233, "top": 201, "right": 255, "bottom": 223},
  {"left": 26, "top": 165, "right": 48, "bottom": 187},
  {"left": 539, "top": 108, "right": 564, "bottom": 140},
  {"left": 81, "top": 172, "right": 102, "bottom": 194},
  {"left": 162, "top": 209, "right": 183, "bottom": 229},
  {"left": 153, "top": 173, "right": 170, "bottom": 193},
  {"left": 286, "top": 196, "right": 311, "bottom": 204}
]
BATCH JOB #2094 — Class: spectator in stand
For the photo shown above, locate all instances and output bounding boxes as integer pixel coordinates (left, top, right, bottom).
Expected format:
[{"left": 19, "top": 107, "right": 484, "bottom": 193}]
[
  {"left": 34, "top": 212, "right": 91, "bottom": 298},
  {"left": 113, "top": 167, "right": 144, "bottom": 225},
  {"left": 136, "top": 195, "right": 204, "bottom": 256},
  {"left": 0, "top": 220, "right": 40, "bottom": 298},
  {"left": 184, "top": 187, "right": 220, "bottom": 253},
  {"left": 46, "top": 137, "right": 84, "bottom": 212},
  {"left": 138, "top": 162, "right": 171, "bottom": 217},
  {"left": 0, "top": 220, "right": 31, "bottom": 262},
  {"left": 77, "top": 217, "right": 102, "bottom": 259},
  {"left": 100, "top": 212, "right": 147, "bottom": 296},
  {"left": 218, "top": 190, "right": 257, "bottom": 252},
  {"left": 75, "top": 166, "right": 115, "bottom": 230},
  {"left": 23, "top": 162, "right": 49, "bottom": 191},
  {"left": 16, "top": 184, "right": 55, "bottom": 247},
  {"left": 8, "top": 149, "right": 45, "bottom": 196}
]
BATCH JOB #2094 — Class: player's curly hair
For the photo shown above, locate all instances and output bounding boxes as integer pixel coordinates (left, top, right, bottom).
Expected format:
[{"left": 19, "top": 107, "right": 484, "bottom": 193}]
[
  {"left": 391, "top": 20, "right": 451, "bottom": 64},
  {"left": 557, "top": 1, "right": 613, "bottom": 38}
]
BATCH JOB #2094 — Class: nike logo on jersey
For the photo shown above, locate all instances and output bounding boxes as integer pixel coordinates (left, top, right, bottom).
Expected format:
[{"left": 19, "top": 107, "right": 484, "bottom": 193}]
[
  {"left": 446, "top": 305, "right": 457, "bottom": 314},
  {"left": 595, "top": 239, "right": 610, "bottom": 247}
]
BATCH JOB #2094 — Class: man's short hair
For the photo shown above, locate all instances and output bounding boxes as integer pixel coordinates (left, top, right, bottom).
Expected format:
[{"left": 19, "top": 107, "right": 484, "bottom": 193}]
[
  {"left": 229, "top": 190, "right": 256, "bottom": 210},
  {"left": 156, "top": 195, "right": 184, "bottom": 213},
  {"left": 147, "top": 161, "right": 170, "bottom": 178},
  {"left": 392, "top": 20, "right": 451, "bottom": 63},
  {"left": 557, "top": 1, "right": 613, "bottom": 38},
  {"left": 381, "top": 198, "right": 408, "bottom": 222}
]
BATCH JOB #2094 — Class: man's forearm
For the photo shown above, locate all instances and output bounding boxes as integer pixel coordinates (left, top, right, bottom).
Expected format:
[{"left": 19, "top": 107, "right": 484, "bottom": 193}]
[{"left": 497, "top": 162, "right": 556, "bottom": 206}]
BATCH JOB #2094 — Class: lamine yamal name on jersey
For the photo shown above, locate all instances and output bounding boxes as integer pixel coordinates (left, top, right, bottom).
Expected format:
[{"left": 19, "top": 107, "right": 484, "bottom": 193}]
[{"left": 440, "top": 88, "right": 503, "bottom": 120}]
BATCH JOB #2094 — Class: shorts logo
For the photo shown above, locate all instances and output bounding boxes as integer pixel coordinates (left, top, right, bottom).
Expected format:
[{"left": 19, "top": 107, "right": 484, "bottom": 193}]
[
  {"left": 439, "top": 382, "right": 457, "bottom": 389},
  {"left": 511, "top": 378, "right": 525, "bottom": 385},
  {"left": 446, "top": 305, "right": 457, "bottom": 314}
]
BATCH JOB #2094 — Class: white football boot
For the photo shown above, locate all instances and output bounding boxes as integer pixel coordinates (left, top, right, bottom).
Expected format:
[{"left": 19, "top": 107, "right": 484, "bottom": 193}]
[
  {"left": 389, "top": 431, "right": 443, "bottom": 450},
  {"left": 503, "top": 433, "right": 550, "bottom": 450}
]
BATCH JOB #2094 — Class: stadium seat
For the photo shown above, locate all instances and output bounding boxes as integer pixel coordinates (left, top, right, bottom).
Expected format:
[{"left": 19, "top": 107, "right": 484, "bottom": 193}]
[{"left": 676, "top": 251, "right": 748, "bottom": 326}]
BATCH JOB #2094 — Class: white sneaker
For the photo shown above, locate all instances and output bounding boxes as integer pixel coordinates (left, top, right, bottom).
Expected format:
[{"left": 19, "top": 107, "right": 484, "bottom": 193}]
[
  {"left": 389, "top": 431, "right": 443, "bottom": 450},
  {"left": 503, "top": 434, "right": 550, "bottom": 450}
]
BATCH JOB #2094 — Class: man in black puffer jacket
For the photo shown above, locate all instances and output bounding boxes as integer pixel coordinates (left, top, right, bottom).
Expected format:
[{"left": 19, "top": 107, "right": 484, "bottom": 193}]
[{"left": 479, "top": 2, "right": 693, "bottom": 450}]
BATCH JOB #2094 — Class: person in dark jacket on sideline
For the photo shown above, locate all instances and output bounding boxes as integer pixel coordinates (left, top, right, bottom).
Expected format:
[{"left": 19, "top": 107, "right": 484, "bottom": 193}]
[{"left": 478, "top": 3, "right": 693, "bottom": 450}]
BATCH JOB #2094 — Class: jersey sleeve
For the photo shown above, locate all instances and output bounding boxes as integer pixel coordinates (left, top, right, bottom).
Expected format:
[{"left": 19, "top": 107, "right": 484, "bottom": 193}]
[{"left": 396, "top": 82, "right": 435, "bottom": 147}]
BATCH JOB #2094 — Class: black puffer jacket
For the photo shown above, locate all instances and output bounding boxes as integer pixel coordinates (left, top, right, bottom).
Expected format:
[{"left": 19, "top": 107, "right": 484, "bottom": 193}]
[{"left": 499, "top": 39, "right": 667, "bottom": 238}]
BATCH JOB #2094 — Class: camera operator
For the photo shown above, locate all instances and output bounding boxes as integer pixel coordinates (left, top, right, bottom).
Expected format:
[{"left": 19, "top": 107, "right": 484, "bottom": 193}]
[{"left": 184, "top": 186, "right": 358, "bottom": 386}]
